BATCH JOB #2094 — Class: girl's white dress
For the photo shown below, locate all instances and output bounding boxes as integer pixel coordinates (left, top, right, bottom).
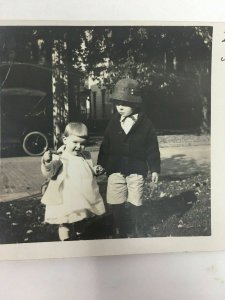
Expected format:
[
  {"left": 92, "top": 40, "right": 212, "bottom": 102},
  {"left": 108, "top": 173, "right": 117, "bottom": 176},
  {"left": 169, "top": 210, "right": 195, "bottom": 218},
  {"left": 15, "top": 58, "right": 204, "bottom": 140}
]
[{"left": 41, "top": 151, "right": 105, "bottom": 224}]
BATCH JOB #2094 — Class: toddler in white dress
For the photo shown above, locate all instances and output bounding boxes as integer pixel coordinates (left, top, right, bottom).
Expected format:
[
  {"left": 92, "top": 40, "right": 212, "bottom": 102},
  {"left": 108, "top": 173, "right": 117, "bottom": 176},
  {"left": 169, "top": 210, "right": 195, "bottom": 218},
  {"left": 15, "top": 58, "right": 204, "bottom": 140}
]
[{"left": 41, "top": 122, "right": 105, "bottom": 241}]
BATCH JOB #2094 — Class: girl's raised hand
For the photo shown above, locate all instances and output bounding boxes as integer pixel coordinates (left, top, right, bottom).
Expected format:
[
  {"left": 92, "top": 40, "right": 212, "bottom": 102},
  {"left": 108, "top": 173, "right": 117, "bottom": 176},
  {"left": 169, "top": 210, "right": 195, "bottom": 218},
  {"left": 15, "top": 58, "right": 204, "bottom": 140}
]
[{"left": 43, "top": 150, "right": 52, "bottom": 163}]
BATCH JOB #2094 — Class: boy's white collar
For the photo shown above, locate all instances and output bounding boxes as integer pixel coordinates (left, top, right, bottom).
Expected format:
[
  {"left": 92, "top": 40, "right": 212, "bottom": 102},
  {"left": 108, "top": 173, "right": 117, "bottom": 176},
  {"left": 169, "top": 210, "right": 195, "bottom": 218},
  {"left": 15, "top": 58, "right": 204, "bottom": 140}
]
[{"left": 120, "top": 113, "right": 138, "bottom": 122}]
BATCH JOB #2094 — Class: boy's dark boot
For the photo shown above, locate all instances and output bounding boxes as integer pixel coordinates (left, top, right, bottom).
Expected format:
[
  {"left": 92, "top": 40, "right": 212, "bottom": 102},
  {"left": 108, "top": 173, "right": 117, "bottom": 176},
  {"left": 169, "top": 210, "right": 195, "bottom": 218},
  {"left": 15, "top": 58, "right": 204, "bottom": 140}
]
[
  {"left": 110, "top": 203, "right": 127, "bottom": 238},
  {"left": 126, "top": 203, "right": 142, "bottom": 238},
  {"left": 65, "top": 220, "right": 87, "bottom": 241}
]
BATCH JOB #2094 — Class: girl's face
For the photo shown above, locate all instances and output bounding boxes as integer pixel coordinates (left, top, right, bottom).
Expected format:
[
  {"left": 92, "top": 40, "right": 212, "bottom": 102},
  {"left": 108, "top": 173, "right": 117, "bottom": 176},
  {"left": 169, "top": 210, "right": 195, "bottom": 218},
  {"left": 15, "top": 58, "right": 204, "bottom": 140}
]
[
  {"left": 116, "top": 104, "right": 134, "bottom": 117},
  {"left": 63, "top": 135, "right": 86, "bottom": 156}
]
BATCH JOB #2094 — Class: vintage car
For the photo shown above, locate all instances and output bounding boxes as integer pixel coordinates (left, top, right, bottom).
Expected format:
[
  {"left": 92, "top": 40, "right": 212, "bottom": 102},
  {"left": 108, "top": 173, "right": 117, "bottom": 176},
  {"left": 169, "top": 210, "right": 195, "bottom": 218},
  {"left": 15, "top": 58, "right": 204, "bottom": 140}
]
[{"left": 1, "top": 87, "right": 53, "bottom": 156}]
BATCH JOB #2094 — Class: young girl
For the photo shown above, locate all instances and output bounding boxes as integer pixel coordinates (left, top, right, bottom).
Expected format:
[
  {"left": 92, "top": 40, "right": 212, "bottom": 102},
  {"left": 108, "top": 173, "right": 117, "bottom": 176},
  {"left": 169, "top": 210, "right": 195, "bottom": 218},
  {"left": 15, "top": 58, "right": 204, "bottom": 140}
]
[{"left": 41, "top": 122, "right": 105, "bottom": 241}]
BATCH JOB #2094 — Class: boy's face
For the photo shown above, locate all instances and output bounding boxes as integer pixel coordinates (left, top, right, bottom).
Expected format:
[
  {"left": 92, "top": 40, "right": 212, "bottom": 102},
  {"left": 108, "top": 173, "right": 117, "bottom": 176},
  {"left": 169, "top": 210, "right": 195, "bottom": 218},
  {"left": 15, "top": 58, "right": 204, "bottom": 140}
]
[
  {"left": 63, "top": 135, "right": 86, "bottom": 156},
  {"left": 116, "top": 104, "right": 134, "bottom": 117}
]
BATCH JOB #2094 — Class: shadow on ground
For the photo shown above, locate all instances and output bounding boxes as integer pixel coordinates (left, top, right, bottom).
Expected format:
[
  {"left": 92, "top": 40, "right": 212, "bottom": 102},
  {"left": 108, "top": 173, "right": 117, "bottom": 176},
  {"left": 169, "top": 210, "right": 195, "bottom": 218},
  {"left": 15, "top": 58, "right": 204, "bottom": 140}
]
[{"left": 141, "top": 190, "right": 198, "bottom": 237}]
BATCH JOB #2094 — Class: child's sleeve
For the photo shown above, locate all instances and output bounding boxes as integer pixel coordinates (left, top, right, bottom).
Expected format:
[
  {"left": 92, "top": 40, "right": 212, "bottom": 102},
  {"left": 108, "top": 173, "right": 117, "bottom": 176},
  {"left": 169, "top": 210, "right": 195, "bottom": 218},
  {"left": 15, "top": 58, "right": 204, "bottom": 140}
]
[
  {"left": 82, "top": 151, "right": 94, "bottom": 167},
  {"left": 97, "top": 115, "right": 116, "bottom": 169},
  {"left": 41, "top": 155, "right": 63, "bottom": 179},
  {"left": 146, "top": 127, "right": 161, "bottom": 174},
  {"left": 97, "top": 132, "right": 110, "bottom": 169}
]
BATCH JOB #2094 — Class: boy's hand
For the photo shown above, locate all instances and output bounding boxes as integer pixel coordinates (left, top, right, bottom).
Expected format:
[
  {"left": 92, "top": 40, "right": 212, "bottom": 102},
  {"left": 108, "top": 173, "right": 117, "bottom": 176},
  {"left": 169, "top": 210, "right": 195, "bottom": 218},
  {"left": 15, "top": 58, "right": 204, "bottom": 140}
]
[
  {"left": 43, "top": 150, "right": 52, "bottom": 164},
  {"left": 151, "top": 172, "right": 159, "bottom": 184},
  {"left": 94, "top": 165, "right": 105, "bottom": 176}
]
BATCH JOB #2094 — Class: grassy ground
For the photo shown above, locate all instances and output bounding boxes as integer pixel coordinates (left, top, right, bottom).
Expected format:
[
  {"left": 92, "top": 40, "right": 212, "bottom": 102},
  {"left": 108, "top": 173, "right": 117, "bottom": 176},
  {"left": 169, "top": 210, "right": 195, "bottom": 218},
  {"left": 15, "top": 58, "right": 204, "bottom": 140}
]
[{"left": 0, "top": 171, "right": 210, "bottom": 244}]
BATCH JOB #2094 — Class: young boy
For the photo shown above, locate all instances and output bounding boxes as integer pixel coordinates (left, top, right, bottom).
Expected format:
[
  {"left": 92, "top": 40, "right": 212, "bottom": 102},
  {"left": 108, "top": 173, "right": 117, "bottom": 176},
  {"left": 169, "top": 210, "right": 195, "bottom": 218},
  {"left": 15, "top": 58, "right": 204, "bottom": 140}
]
[{"left": 97, "top": 78, "right": 160, "bottom": 238}]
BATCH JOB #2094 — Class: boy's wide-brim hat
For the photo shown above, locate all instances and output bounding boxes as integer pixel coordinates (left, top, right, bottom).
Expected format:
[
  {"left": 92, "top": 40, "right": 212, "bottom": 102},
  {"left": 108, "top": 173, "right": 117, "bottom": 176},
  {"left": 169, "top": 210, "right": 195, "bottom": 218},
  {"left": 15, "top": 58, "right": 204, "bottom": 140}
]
[{"left": 110, "top": 78, "right": 142, "bottom": 104}]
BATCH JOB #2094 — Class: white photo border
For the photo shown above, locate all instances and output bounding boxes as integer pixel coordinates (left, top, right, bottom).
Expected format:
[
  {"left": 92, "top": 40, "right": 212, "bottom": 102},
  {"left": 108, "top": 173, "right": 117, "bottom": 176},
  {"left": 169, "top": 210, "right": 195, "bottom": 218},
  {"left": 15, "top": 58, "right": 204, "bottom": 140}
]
[{"left": 0, "top": 20, "right": 224, "bottom": 261}]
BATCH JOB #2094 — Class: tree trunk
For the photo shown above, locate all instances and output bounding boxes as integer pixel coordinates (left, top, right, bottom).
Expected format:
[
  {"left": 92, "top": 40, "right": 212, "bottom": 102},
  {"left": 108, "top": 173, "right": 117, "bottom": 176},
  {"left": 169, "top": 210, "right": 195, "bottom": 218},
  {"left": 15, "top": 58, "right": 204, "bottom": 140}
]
[
  {"left": 52, "top": 38, "right": 69, "bottom": 149},
  {"left": 197, "top": 71, "right": 210, "bottom": 134},
  {"left": 200, "top": 95, "right": 210, "bottom": 134}
]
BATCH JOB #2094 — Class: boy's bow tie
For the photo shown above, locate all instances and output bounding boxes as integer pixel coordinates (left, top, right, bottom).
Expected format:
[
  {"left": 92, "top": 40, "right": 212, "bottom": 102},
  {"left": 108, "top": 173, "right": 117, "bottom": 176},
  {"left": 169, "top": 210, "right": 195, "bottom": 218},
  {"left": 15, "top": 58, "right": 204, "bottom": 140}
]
[{"left": 121, "top": 114, "right": 137, "bottom": 122}]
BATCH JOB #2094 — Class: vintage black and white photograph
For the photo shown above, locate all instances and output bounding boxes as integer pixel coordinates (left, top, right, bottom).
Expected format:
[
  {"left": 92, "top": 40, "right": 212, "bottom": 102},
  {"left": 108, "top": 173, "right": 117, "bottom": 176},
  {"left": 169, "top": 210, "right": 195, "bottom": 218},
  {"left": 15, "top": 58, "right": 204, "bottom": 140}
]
[{"left": 0, "top": 22, "right": 221, "bottom": 259}]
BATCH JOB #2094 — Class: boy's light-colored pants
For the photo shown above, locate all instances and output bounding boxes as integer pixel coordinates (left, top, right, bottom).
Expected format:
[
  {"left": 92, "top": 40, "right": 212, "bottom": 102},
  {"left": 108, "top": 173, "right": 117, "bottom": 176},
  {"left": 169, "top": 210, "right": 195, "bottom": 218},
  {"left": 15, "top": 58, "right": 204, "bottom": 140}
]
[{"left": 106, "top": 173, "right": 145, "bottom": 206}]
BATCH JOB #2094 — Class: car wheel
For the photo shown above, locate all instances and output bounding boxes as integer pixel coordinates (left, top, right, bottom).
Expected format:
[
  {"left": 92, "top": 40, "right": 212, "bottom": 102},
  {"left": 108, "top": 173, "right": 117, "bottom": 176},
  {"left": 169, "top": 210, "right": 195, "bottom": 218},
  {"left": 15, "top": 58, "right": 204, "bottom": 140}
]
[{"left": 22, "top": 131, "right": 48, "bottom": 156}]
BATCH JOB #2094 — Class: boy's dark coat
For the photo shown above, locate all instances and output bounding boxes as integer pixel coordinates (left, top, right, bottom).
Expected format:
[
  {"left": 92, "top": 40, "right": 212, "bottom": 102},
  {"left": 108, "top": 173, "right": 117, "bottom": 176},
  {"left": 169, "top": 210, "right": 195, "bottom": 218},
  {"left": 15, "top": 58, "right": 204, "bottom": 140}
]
[{"left": 97, "top": 112, "right": 160, "bottom": 177}]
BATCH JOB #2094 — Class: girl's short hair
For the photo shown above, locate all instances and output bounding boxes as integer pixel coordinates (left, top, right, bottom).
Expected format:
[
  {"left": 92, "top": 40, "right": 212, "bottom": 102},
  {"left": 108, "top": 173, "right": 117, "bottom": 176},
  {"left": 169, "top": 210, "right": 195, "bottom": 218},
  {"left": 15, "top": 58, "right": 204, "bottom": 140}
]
[{"left": 64, "top": 122, "right": 88, "bottom": 138}]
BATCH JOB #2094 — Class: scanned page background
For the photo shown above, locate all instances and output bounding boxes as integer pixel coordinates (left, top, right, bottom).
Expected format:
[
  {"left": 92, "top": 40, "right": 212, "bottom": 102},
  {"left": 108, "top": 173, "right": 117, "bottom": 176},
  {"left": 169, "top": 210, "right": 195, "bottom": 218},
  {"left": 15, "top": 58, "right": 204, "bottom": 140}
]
[
  {"left": 0, "top": 21, "right": 223, "bottom": 260},
  {"left": 0, "top": 1, "right": 225, "bottom": 299}
]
